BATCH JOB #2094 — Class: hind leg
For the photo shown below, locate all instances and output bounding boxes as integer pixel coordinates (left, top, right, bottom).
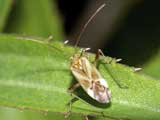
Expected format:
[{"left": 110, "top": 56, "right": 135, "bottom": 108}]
[{"left": 94, "top": 49, "right": 127, "bottom": 89}]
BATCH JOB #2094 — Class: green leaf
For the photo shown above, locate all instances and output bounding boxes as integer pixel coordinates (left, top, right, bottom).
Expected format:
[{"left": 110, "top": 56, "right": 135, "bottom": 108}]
[
  {"left": 0, "top": 0, "right": 12, "bottom": 31},
  {"left": 143, "top": 51, "right": 160, "bottom": 79},
  {"left": 0, "top": 34, "right": 160, "bottom": 120},
  {"left": 0, "top": 107, "right": 84, "bottom": 120},
  {"left": 5, "top": 0, "right": 64, "bottom": 40}
]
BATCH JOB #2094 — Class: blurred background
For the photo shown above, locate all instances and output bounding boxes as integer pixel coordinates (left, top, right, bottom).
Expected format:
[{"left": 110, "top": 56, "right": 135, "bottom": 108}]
[{"left": 0, "top": 0, "right": 160, "bottom": 119}]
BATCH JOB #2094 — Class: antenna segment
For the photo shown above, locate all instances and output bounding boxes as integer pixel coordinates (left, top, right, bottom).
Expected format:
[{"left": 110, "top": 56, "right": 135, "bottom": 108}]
[{"left": 75, "top": 3, "right": 106, "bottom": 47}]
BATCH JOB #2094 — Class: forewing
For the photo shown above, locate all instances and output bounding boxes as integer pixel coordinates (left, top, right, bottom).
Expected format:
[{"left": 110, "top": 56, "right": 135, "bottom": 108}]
[
  {"left": 71, "top": 57, "right": 92, "bottom": 80},
  {"left": 81, "top": 57, "right": 92, "bottom": 79},
  {"left": 71, "top": 67, "right": 89, "bottom": 82},
  {"left": 91, "top": 66, "right": 102, "bottom": 81},
  {"left": 71, "top": 68, "right": 91, "bottom": 91}
]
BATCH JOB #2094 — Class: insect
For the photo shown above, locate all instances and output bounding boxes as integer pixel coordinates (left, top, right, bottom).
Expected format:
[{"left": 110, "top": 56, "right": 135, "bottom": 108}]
[
  {"left": 70, "top": 48, "right": 111, "bottom": 103},
  {"left": 69, "top": 3, "right": 111, "bottom": 104}
]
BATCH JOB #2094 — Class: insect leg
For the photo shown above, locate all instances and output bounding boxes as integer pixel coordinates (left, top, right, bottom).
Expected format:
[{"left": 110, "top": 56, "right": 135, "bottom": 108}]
[
  {"left": 96, "top": 49, "right": 122, "bottom": 63},
  {"left": 105, "top": 64, "right": 128, "bottom": 88},
  {"left": 79, "top": 48, "right": 91, "bottom": 59},
  {"left": 64, "top": 83, "right": 80, "bottom": 117},
  {"left": 84, "top": 115, "right": 89, "bottom": 120},
  {"left": 64, "top": 99, "right": 72, "bottom": 118},
  {"left": 94, "top": 49, "right": 105, "bottom": 67},
  {"left": 95, "top": 49, "right": 128, "bottom": 89},
  {"left": 68, "top": 83, "right": 80, "bottom": 93}
]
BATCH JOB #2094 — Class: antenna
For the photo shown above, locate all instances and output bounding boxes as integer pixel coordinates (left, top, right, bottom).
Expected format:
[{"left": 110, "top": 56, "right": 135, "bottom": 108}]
[{"left": 74, "top": 3, "right": 106, "bottom": 47}]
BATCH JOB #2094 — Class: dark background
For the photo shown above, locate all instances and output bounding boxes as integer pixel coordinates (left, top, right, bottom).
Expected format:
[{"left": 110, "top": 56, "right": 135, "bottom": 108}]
[{"left": 57, "top": 0, "right": 160, "bottom": 67}]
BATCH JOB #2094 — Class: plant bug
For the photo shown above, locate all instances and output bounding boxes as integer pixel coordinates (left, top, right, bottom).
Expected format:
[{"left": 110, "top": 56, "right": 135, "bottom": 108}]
[
  {"left": 63, "top": 3, "right": 115, "bottom": 119},
  {"left": 68, "top": 3, "right": 111, "bottom": 104},
  {"left": 70, "top": 48, "right": 111, "bottom": 103}
]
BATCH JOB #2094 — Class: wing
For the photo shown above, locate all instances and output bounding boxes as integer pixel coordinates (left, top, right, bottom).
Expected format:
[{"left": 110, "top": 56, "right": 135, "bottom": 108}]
[
  {"left": 91, "top": 65, "right": 102, "bottom": 81},
  {"left": 70, "top": 56, "right": 93, "bottom": 90},
  {"left": 71, "top": 56, "right": 92, "bottom": 81}
]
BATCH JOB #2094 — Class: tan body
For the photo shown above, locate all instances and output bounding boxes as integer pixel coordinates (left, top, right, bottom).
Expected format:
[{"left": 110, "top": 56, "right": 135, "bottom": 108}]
[{"left": 70, "top": 53, "right": 111, "bottom": 103}]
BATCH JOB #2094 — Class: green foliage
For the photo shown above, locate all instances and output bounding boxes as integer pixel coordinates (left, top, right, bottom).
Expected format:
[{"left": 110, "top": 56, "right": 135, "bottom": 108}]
[
  {"left": 0, "top": 0, "right": 12, "bottom": 31},
  {"left": 143, "top": 51, "right": 160, "bottom": 79},
  {"left": 0, "top": 1, "right": 160, "bottom": 120},
  {"left": 0, "top": 107, "right": 84, "bottom": 120},
  {"left": 0, "top": 34, "right": 160, "bottom": 120},
  {"left": 5, "top": 0, "right": 64, "bottom": 40}
]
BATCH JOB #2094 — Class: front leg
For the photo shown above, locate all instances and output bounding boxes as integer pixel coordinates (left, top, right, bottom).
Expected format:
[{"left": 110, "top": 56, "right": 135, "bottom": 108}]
[
  {"left": 94, "top": 49, "right": 122, "bottom": 65},
  {"left": 94, "top": 49, "right": 104, "bottom": 67}
]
